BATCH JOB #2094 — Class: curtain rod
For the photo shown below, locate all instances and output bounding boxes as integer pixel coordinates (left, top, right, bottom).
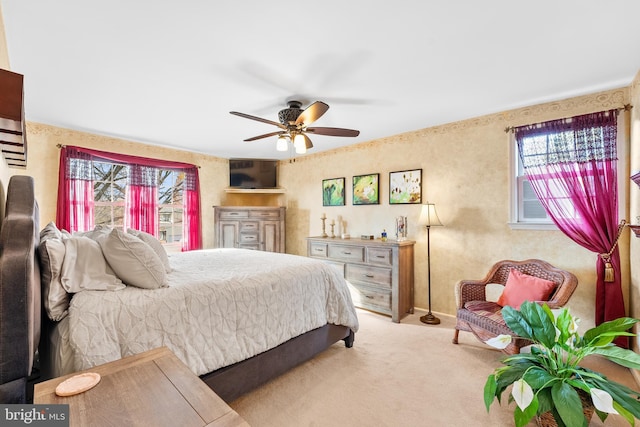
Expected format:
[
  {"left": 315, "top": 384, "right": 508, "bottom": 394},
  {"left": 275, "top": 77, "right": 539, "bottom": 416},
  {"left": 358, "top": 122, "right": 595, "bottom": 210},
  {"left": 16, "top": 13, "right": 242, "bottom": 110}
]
[
  {"left": 55, "top": 144, "right": 201, "bottom": 168},
  {"left": 504, "top": 104, "right": 633, "bottom": 133}
]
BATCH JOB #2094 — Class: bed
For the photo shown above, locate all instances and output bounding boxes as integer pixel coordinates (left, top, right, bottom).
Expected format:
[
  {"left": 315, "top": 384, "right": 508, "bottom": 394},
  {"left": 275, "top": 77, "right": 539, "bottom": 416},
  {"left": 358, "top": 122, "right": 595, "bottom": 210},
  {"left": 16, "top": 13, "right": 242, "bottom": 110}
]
[{"left": 0, "top": 175, "right": 358, "bottom": 403}]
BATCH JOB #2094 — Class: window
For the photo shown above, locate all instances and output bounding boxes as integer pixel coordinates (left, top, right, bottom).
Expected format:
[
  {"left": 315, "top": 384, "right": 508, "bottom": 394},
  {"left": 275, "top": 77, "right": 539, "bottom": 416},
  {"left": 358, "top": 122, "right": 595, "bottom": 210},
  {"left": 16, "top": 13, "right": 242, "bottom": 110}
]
[
  {"left": 510, "top": 133, "right": 554, "bottom": 229},
  {"left": 92, "top": 161, "right": 184, "bottom": 244}
]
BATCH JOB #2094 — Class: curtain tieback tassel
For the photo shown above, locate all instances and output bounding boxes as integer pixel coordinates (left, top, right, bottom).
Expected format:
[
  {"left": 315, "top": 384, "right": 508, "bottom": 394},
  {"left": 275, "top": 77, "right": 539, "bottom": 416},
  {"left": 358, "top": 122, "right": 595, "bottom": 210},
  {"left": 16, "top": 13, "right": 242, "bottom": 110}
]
[
  {"left": 600, "top": 219, "right": 627, "bottom": 283},
  {"left": 601, "top": 254, "right": 614, "bottom": 283}
]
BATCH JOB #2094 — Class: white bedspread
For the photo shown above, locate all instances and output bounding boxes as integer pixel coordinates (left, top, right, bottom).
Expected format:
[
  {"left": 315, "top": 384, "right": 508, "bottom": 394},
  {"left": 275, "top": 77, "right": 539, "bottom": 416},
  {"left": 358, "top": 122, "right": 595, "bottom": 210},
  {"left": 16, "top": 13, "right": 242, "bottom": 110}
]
[{"left": 66, "top": 248, "right": 359, "bottom": 376}]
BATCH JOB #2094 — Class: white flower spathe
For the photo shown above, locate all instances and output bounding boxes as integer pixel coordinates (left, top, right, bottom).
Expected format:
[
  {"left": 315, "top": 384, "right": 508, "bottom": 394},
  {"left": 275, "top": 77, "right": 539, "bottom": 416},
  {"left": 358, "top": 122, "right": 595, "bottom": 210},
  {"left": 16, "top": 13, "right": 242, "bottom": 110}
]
[
  {"left": 512, "top": 379, "right": 534, "bottom": 411},
  {"left": 485, "top": 334, "right": 512, "bottom": 350},
  {"left": 590, "top": 388, "right": 619, "bottom": 414}
]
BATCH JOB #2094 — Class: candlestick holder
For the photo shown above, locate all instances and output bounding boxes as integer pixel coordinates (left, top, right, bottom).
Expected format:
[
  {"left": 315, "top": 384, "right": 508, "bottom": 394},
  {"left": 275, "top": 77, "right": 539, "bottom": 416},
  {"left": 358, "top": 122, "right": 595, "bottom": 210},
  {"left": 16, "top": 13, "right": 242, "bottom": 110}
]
[
  {"left": 321, "top": 217, "right": 328, "bottom": 237},
  {"left": 330, "top": 223, "right": 335, "bottom": 238}
]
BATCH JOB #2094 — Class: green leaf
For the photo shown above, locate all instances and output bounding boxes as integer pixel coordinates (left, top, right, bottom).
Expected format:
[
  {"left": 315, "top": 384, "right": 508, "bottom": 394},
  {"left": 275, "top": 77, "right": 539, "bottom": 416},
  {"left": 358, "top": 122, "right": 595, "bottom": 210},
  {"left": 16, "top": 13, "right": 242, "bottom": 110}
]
[
  {"left": 523, "top": 367, "right": 556, "bottom": 389},
  {"left": 484, "top": 374, "right": 497, "bottom": 412},
  {"left": 591, "top": 346, "right": 640, "bottom": 370},
  {"left": 524, "top": 302, "right": 557, "bottom": 348},
  {"left": 514, "top": 395, "right": 538, "bottom": 427},
  {"left": 583, "top": 318, "right": 638, "bottom": 345},
  {"left": 551, "top": 382, "right": 586, "bottom": 427},
  {"left": 502, "top": 306, "right": 534, "bottom": 340}
]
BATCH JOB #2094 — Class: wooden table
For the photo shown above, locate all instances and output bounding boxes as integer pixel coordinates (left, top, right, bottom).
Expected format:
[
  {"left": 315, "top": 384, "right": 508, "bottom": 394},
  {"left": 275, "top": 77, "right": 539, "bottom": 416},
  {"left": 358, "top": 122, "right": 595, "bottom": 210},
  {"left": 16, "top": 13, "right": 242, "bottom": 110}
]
[{"left": 34, "top": 347, "right": 250, "bottom": 427}]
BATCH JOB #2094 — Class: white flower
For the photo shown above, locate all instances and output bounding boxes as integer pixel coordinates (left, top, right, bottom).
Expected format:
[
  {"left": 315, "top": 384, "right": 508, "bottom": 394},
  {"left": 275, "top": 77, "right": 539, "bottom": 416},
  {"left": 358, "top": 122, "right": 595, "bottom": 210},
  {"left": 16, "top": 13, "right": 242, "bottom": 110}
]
[
  {"left": 590, "top": 388, "right": 619, "bottom": 414},
  {"left": 569, "top": 316, "right": 580, "bottom": 334},
  {"left": 485, "top": 334, "right": 512, "bottom": 350},
  {"left": 512, "top": 379, "right": 534, "bottom": 411}
]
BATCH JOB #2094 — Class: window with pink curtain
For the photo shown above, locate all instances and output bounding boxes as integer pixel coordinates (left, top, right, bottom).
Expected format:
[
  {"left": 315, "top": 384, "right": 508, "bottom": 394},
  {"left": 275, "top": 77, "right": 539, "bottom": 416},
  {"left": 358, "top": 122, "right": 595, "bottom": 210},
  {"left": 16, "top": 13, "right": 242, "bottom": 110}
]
[
  {"left": 515, "top": 110, "right": 626, "bottom": 345},
  {"left": 57, "top": 146, "right": 202, "bottom": 251}
]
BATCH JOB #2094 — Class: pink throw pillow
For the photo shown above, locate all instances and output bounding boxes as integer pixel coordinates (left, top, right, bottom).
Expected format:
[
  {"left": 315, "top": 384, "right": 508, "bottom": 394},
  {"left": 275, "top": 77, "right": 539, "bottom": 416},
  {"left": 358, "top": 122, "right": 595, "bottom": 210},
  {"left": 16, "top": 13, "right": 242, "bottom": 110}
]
[{"left": 496, "top": 269, "right": 556, "bottom": 309}]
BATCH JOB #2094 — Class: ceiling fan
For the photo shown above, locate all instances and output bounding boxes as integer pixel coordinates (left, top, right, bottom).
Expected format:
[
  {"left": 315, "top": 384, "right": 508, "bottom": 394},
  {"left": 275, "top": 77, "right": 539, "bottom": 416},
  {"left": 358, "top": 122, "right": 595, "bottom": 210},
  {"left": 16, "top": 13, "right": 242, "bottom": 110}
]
[{"left": 229, "top": 100, "right": 360, "bottom": 154}]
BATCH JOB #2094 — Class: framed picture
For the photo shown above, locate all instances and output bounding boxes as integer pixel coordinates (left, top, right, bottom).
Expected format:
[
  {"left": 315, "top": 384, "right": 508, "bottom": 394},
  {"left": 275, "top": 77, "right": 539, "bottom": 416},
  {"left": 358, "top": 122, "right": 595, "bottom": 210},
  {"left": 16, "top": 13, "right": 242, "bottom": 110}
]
[
  {"left": 322, "top": 177, "right": 345, "bottom": 206},
  {"left": 353, "top": 173, "right": 379, "bottom": 205},
  {"left": 389, "top": 169, "right": 422, "bottom": 204}
]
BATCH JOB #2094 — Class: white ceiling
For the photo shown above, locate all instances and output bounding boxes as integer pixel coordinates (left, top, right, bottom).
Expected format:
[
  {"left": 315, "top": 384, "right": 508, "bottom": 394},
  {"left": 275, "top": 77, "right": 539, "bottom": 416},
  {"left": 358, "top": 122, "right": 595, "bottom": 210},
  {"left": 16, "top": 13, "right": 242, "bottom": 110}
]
[{"left": 3, "top": 1, "right": 640, "bottom": 160}]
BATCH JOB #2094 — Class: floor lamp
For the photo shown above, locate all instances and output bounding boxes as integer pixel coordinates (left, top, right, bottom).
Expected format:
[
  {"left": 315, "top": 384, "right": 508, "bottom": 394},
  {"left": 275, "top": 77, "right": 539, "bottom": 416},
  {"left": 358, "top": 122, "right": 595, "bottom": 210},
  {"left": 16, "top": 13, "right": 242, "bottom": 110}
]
[{"left": 418, "top": 203, "right": 443, "bottom": 325}]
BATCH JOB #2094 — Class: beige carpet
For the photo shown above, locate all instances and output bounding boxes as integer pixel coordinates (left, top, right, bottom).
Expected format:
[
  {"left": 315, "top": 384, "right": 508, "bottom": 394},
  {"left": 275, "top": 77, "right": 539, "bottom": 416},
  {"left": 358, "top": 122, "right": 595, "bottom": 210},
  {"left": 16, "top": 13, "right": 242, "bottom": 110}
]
[{"left": 230, "top": 309, "right": 638, "bottom": 427}]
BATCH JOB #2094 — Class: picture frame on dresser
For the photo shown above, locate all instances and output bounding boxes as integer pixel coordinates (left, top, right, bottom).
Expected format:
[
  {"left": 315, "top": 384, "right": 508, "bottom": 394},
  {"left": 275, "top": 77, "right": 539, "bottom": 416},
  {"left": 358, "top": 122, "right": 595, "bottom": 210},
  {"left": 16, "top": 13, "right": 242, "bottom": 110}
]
[
  {"left": 389, "top": 169, "right": 422, "bottom": 204},
  {"left": 322, "top": 177, "right": 346, "bottom": 206},
  {"left": 352, "top": 173, "right": 379, "bottom": 205}
]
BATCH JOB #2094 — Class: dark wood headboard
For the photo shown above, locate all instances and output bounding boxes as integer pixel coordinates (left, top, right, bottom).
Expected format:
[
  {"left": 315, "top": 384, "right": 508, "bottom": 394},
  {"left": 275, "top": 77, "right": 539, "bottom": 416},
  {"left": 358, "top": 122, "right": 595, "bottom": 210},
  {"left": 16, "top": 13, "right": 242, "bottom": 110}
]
[{"left": 0, "top": 175, "right": 41, "bottom": 403}]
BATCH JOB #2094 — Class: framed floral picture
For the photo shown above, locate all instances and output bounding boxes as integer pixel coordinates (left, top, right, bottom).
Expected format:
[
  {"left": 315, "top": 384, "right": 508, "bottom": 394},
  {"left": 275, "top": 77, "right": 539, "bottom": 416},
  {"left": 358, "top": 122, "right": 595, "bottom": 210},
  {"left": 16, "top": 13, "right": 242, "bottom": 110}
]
[
  {"left": 389, "top": 169, "right": 422, "bottom": 204},
  {"left": 322, "top": 177, "right": 346, "bottom": 206},
  {"left": 353, "top": 173, "right": 379, "bottom": 205}
]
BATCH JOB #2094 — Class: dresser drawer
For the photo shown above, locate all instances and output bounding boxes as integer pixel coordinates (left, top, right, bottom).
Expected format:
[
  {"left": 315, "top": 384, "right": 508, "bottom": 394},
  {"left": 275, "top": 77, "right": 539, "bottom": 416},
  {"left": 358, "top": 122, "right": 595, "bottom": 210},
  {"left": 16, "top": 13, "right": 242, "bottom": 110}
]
[
  {"left": 348, "top": 281, "right": 392, "bottom": 314},
  {"left": 239, "top": 233, "right": 259, "bottom": 244},
  {"left": 367, "top": 247, "right": 393, "bottom": 266},
  {"left": 346, "top": 264, "right": 392, "bottom": 288},
  {"left": 249, "top": 210, "right": 282, "bottom": 219},
  {"left": 219, "top": 210, "right": 249, "bottom": 219},
  {"left": 309, "top": 242, "right": 328, "bottom": 258},
  {"left": 328, "top": 244, "right": 365, "bottom": 263},
  {"left": 240, "top": 221, "right": 259, "bottom": 232}
]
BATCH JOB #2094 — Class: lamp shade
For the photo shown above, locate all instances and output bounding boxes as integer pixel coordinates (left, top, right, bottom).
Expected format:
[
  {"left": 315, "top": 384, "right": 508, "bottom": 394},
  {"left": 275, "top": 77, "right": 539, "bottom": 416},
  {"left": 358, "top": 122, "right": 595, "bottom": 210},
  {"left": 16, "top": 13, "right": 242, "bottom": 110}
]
[
  {"left": 276, "top": 135, "right": 289, "bottom": 151},
  {"left": 418, "top": 203, "right": 443, "bottom": 227},
  {"left": 293, "top": 134, "right": 306, "bottom": 154}
]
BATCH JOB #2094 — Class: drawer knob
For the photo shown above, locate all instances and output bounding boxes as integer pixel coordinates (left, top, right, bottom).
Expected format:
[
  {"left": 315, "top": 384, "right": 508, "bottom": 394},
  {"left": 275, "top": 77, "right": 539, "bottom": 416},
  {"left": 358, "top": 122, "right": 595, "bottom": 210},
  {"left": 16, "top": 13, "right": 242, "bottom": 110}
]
[
  {"left": 364, "top": 274, "right": 374, "bottom": 278},
  {"left": 365, "top": 295, "right": 374, "bottom": 299},
  {"left": 376, "top": 255, "right": 385, "bottom": 259},
  {"left": 343, "top": 251, "right": 351, "bottom": 255}
]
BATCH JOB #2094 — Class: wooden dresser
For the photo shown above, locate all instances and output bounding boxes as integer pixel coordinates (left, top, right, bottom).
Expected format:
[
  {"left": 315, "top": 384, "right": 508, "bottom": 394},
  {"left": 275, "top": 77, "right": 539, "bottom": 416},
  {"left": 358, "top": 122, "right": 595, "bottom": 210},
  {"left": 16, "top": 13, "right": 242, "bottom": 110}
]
[
  {"left": 307, "top": 237, "right": 415, "bottom": 322},
  {"left": 214, "top": 206, "right": 285, "bottom": 253}
]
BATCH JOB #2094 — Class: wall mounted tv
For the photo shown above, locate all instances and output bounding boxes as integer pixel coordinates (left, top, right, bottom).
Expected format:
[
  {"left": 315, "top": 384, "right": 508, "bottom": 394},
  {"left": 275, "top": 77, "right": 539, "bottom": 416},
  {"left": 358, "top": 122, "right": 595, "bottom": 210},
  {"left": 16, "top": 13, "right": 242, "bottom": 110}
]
[{"left": 229, "top": 159, "right": 278, "bottom": 189}]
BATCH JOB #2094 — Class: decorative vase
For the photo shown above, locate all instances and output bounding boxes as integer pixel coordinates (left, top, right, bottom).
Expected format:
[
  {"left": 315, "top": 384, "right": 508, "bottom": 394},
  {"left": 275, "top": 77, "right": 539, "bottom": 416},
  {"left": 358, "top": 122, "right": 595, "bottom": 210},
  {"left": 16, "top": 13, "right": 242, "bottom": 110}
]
[{"left": 534, "top": 390, "right": 594, "bottom": 427}]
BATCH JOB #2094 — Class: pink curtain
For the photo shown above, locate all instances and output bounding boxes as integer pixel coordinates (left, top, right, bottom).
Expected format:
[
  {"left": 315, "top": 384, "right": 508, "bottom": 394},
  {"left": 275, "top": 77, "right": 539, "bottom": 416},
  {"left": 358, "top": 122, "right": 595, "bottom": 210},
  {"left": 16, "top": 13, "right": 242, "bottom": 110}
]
[
  {"left": 125, "top": 164, "right": 159, "bottom": 235},
  {"left": 183, "top": 167, "right": 202, "bottom": 251},
  {"left": 57, "top": 146, "right": 202, "bottom": 251},
  {"left": 56, "top": 147, "right": 95, "bottom": 233},
  {"left": 515, "top": 110, "right": 626, "bottom": 345}
]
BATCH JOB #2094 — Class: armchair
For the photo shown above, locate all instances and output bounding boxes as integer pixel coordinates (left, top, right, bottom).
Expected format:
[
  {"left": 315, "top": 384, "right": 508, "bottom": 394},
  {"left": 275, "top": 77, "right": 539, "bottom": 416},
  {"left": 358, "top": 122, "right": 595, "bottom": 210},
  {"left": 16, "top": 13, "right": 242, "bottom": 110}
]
[{"left": 452, "top": 259, "right": 578, "bottom": 355}]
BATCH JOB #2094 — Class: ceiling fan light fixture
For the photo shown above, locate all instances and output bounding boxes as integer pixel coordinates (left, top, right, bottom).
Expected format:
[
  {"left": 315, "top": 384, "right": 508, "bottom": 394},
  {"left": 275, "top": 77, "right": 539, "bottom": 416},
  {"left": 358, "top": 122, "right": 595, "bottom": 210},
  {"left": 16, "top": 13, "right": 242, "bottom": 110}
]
[
  {"left": 293, "top": 134, "right": 306, "bottom": 154},
  {"left": 276, "top": 135, "right": 289, "bottom": 151}
]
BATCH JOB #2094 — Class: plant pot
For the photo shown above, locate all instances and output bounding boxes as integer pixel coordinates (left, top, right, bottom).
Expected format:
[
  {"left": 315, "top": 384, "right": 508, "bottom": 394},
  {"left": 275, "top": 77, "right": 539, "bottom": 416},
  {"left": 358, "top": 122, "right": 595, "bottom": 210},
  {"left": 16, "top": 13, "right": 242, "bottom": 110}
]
[{"left": 535, "top": 391, "right": 594, "bottom": 427}]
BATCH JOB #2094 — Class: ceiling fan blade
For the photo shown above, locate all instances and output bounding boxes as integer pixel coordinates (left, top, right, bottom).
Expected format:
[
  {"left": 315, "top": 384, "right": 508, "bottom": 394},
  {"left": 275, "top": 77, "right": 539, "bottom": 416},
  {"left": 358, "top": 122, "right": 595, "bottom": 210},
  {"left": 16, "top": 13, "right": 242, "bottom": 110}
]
[
  {"left": 295, "top": 101, "right": 329, "bottom": 126},
  {"left": 306, "top": 127, "right": 360, "bottom": 137},
  {"left": 230, "top": 111, "right": 286, "bottom": 129},
  {"left": 244, "top": 131, "right": 285, "bottom": 142},
  {"left": 303, "top": 133, "right": 313, "bottom": 149}
]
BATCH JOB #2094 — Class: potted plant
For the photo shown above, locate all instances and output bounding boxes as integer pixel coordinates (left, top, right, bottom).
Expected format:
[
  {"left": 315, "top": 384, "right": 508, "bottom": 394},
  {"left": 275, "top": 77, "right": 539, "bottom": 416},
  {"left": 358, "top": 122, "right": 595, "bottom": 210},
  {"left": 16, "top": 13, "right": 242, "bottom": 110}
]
[{"left": 483, "top": 300, "right": 640, "bottom": 427}]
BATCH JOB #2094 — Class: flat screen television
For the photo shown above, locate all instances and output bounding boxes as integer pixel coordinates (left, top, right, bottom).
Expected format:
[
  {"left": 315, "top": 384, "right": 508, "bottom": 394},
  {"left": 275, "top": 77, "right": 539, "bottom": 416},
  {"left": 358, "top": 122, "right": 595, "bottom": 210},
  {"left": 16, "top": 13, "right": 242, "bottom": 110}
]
[{"left": 229, "top": 158, "right": 278, "bottom": 189}]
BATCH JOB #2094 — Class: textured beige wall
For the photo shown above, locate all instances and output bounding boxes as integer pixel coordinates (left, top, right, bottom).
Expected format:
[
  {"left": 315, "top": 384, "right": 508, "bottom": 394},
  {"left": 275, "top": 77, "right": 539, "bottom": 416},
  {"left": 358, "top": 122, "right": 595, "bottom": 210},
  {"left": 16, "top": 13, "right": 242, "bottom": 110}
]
[
  {"left": 21, "top": 123, "right": 228, "bottom": 249},
  {"left": 280, "top": 88, "right": 631, "bottom": 329}
]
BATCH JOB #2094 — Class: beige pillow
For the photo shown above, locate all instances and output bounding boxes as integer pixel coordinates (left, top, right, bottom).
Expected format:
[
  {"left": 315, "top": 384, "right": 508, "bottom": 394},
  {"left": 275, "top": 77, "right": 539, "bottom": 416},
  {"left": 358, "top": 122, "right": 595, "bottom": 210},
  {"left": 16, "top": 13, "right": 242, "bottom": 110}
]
[
  {"left": 60, "top": 236, "right": 125, "bottom": 293},
  {"left": 40, "top": 221, "right": 62, "bottom": 242},
  {"left": 38, "top": 236, "right": 70, "bottom": 321},
  {"left": 99, "top": 228, "right": 168, "bottom": 289},
  {"left": 127, "top": 228, "right": 171, "bottom": 273}
]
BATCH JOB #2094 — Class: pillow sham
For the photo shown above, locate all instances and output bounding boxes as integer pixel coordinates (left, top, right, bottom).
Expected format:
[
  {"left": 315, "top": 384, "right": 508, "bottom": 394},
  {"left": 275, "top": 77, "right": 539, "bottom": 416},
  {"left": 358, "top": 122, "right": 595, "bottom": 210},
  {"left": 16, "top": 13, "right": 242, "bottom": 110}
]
[
  {"left": 127, "top": 228, "right": 171, "bottom": 273},
  {"left": 99, "top": 228, "right": 168, "bottom": 289},
  {"left": 60, "top": 236, "right": 125, "bottom": 293},
  {"left": 496, "top": 269, "right": 556, "bottom": 309},
  {"left": 40, "top": 221, "right": 63, "bottom": 242},
  {"left": 39, "top": 236, "right": 70, "bottom": 321}
]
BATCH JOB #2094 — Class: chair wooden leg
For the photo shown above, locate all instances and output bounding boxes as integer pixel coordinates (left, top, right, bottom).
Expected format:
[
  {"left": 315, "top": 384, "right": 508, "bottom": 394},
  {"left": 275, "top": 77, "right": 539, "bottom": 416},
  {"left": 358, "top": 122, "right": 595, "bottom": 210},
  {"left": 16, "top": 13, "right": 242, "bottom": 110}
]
[{"left": 452, "top": 329, "right": 459, "bottom": 344}]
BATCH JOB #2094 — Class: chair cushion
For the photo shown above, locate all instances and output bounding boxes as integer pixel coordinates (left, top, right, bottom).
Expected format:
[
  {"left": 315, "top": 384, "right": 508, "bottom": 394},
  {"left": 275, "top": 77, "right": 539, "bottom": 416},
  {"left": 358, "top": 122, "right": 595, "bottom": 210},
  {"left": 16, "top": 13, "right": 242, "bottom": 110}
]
[
  {"left": 463, "top": 301, "right": 504, "bottom": 325},
  {"left": 496, "top": 269, "right": 555, "bottom": 309}
]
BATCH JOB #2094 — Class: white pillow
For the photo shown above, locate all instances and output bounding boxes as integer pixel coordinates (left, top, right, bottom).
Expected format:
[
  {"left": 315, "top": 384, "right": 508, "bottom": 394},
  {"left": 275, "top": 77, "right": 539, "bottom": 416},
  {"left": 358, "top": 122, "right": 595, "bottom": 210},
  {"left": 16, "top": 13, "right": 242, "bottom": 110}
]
[
  {"left": 99, "top": 228, "right": 168, "bottom": 289},
  {"left": 60, "top": 236, "right": 125, "bottom": 293},
  {"left": 38, "top": 236, "right": 70, "bottom": 321},
  {"left": 127, "top": 228, "right": 171, "bottom": 273}
]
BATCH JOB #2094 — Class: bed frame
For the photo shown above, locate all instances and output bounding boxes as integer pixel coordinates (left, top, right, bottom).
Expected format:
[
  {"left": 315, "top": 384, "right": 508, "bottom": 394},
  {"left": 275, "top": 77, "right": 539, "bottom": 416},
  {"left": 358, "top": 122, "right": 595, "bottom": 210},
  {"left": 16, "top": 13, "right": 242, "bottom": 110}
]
[{"left": 0, "top": 175, "right": 354, "bottom": 404}]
